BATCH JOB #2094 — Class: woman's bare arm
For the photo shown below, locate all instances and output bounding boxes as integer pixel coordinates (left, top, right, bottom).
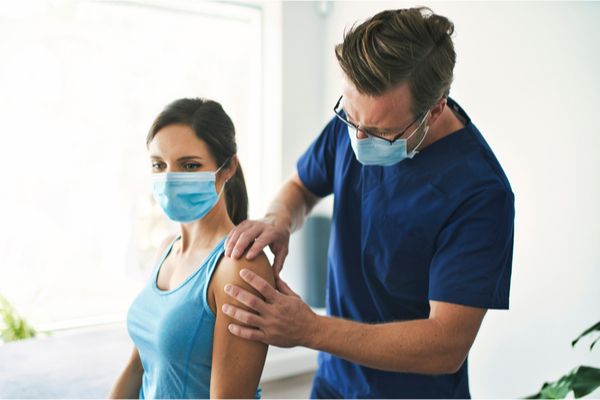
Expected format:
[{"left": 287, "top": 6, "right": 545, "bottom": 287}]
[
  {"left": 108, "top": 346, "right": 143, "bottom": 399},
  {"left": 209, "top": 252, "right": 275, "bottom": 398}
]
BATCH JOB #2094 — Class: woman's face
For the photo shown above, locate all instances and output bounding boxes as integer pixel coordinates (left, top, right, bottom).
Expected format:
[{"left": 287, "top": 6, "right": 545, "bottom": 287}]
[{"left": 148, "top": 124, "right": 218, "bottom": 174}]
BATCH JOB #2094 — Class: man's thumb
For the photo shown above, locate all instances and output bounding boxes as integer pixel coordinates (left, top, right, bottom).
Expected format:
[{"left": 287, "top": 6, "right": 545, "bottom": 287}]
[{"left": 276, "top": 276, "right": 298, "bottom": 297}]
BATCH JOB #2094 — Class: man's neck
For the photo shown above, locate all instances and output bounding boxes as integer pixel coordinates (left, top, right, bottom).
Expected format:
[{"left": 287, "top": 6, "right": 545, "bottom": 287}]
[{"left": 421, "top": 105, "right": 465, "bottom": 150}]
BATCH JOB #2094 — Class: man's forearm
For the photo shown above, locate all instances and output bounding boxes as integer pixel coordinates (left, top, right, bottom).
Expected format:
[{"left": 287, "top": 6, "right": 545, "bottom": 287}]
[
  {"left": 265, "top": 175, "right": 318, "bottom": 234},
  {"left": 223, "top": 272, "right": 485, "bottom": 372},
  {"left": 307, "top": 315, "right": 469, "bottom": 375}
]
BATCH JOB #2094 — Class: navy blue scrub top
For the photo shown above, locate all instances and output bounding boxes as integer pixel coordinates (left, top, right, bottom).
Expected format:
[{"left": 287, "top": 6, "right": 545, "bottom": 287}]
[{"left": 297, "top": 98, "right": 514, "bottom": 399}]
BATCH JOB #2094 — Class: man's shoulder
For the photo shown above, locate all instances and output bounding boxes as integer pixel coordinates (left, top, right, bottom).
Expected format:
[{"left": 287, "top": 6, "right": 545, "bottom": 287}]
[{"left": 421, "top": 117, "right": 512, "bottom": 199}]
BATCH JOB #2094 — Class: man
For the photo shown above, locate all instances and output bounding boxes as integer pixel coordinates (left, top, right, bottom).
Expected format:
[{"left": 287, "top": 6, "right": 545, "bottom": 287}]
[{"left": 221, "top": 7, "right": 514, "bottom": 398}]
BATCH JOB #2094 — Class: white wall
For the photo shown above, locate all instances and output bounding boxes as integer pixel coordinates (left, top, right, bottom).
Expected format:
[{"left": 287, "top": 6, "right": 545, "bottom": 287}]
[
  {"left": 278, "top": 2, "right": 334, "bottom": 296},
  {"left": 0, "top": 0, "right": 269, "bottom": 329},
  {"left": 280, "top": 1, "right": 600, "bottom": 397}
]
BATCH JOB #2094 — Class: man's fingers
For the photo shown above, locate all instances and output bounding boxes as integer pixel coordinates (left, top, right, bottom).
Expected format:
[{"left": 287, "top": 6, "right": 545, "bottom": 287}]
[
  {"left": 225, "top": 227, "right": 240, "bottom": 257},
  {"left": 276, "top": 276, "right": 299, "bottom": 297},
  {"left": 226, "top": 223, "right": 259, "bottom": 259},
  {"left": 272, "top": 248, "right": 288, "bottom": 279},
  {"left": 225, "top": 224, "right": 245, "bottom": 257},
  {"left": 227, "top": 324, "right": 267, "bottom": 343},
  {"left": 239, "top": 269, "right": 279, "bottom": 303},
  {"left": 224, "top": 284, "right": 267, "bottom": 313},
  {"left": 221, "top": 304, "right": 263, "bottom": 328},
  {"left": 231, "top": 228, "right": 262, "bottom": 259},
  {"left": 245, "top": 233, "right": 272, "bottom": 260}
]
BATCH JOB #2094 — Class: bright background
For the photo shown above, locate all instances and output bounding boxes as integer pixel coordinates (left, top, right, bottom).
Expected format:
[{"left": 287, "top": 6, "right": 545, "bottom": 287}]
[
  {"left": 1, "top": 1, "right": 599, "bottom": 398},
  {"left": 0, "top": 0, "right": 275, "bottom": 329}
]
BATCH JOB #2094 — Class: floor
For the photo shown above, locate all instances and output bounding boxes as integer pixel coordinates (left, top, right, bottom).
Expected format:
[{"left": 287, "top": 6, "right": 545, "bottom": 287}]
[
  {"left": 262, "top": 372, "right": 315, "bottom": 398},
  {"left": 0, "top": 324, "right": 316, "bottom": 398}
]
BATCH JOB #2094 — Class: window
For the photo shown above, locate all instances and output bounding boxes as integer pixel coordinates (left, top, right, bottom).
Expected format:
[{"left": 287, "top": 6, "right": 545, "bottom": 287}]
[{"left": 0, "top": 0, "right": 268, "bottom": 330}]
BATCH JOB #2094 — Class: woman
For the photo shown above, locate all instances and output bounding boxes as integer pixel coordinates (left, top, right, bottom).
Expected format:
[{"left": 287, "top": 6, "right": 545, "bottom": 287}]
[{"left": 110, "top": 98, "right": 274, "bottom": 398}]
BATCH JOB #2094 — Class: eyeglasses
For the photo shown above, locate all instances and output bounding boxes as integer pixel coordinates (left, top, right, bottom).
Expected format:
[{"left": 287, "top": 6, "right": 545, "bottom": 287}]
[{"left": 333, "top": 95, "right": 425, "bottom": 144}]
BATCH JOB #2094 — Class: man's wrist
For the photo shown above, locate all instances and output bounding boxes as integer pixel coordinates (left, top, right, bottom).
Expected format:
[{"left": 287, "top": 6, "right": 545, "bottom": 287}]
[
  {"left": 264, "top": 213, "right": 292, "bottom": 233},
  {"left": 304, "top": 313, "right": 326, "bottom": 349}
]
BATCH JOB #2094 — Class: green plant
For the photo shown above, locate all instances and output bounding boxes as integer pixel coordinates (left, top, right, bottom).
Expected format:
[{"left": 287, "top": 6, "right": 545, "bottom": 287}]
[
  {"left": 527, "top": 321, "right": 600, "bottom": 399},
  {"left": 0, "top": 294, "right": 37, "bottom": 343}
]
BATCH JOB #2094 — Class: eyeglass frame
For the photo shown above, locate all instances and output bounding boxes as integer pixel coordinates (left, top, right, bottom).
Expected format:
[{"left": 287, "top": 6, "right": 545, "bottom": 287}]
[{"left": 333, "top": 95, "right": 427, "bottom": 144}]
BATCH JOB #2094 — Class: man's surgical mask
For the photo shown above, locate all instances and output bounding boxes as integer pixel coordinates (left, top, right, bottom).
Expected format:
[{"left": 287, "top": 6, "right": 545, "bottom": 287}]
[
  {"left": 348, "top": 111, "right": 430, "bottom": 167},
  {"left": 152, "top": 163, "right": 227, "bottom": 223}
]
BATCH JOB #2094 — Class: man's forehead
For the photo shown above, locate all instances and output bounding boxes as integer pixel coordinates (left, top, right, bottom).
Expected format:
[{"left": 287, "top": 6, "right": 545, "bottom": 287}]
[{"left": 341, "top": 80, "right": 414, "bottom": 126}]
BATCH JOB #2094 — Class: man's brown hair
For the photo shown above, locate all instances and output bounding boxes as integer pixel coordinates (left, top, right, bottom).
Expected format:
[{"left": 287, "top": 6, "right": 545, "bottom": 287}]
[{"left": 335, "top": 7, "right": 456, "bottom": 116}]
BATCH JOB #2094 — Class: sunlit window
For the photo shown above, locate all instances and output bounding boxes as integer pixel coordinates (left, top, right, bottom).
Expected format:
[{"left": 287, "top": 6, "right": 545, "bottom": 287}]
[{"left": 0, "top": 0, "right": 265, "bottom": 331}]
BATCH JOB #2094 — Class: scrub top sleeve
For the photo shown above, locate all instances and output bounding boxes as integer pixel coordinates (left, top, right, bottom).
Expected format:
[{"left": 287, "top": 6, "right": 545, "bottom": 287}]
[
  {"left": 429, "top": 186, "right": 515, "bottom": 310},
  {"left": 296, "top": 117, "right": 338, "bottom": 198}
]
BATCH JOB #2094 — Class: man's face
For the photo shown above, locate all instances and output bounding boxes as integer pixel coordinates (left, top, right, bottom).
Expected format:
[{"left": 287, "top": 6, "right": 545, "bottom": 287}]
[{"left": 341, "top": 78, "right": 424, "bottom": 148}]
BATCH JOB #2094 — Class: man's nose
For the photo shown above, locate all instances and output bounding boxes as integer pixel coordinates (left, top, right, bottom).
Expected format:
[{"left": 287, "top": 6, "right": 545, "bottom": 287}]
[{"left": 356, "top": 128, "right": 369, "bottom": 139}]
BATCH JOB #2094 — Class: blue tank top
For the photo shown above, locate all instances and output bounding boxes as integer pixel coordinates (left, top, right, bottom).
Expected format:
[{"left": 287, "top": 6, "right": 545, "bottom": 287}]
[{"left": 127, "top": 235, "right": 261, "bottom": 399}]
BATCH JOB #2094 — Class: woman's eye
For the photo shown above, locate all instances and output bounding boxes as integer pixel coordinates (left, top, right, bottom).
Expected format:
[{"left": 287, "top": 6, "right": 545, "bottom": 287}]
[
  {"left": 152, "top": 162, "right": 165, "bottom": 171},
  {"left": 183, "top": 163, "right": 201, "bottom": 170}
]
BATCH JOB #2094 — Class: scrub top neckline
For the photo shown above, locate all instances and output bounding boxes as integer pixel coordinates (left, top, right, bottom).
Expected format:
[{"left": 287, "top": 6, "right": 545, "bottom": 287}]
[
  {"left": 415, "top": 97, "right": 472, "bottom": 155},
  {"left": 153, "top": 235, "right": 228, "bottom": 296},
  {"left": 374, "top": 98, "right": 468, "bottom": 168}
]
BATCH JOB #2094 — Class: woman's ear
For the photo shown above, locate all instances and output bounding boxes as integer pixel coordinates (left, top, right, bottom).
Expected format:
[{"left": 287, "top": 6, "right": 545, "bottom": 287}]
[{"left": 224, "top": 155, "right": 239, "bottom": 182}]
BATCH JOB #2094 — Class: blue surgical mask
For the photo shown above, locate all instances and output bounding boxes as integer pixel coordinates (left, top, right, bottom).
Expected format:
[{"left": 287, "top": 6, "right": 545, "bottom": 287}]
[
  {"left": 348, "top": 111, "right": 430, "bottom": 167},
  {"left": 152, "top": 164, "right": 227, "bottom": 223}
]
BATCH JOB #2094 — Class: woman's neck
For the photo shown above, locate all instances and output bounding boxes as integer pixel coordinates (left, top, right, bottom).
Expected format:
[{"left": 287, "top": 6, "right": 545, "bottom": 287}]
[{"left": 177, "top": 199, "right": 235, "bottom": 253}]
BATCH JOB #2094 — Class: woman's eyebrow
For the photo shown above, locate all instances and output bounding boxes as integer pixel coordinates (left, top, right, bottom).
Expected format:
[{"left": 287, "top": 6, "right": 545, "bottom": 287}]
[
  {"left": 149, "top": 155, "right": 204, "bottom": 161},
  {"left": 177, "top": 156, "right": 204, "bottom": 162}
]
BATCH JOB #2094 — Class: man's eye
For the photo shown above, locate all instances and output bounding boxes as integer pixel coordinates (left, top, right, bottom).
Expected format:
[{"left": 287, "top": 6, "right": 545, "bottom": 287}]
[
  {"left": 152, "top": 162, "right": 165, "bottom": 170},
  {"left": 370, "top": 130, "right": 393, "bottom": 138}
]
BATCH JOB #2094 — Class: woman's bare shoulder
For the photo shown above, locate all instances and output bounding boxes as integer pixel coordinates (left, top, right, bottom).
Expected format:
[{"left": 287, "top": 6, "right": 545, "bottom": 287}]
[
  {"left": 151, "top": 234, "right": 178, "bottom": 263},
  {"left": 213, "top": 250, "right": 275, "bottom": 292}
]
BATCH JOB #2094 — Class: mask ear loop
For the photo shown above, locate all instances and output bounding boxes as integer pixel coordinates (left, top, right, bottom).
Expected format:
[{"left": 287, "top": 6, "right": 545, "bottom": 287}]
[
  {"left": 407, "top": 111, "right": 431, "bottom": 157},
  {"left": 215, "top": 157, "right": 231, "bottom": 174},
  {"left": 215, "top": 157, "right": 233, "bottom": 196}
]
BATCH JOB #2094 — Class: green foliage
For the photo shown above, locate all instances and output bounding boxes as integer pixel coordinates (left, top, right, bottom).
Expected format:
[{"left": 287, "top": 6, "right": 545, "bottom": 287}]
[
  {"left": 527, "top": 321, "right": 600, "bottom": 399},
  {"left": 572, "top": 322, "right": 600, "bottom": 351},
  {"left": 0, "top": 294, "right": 37, "bottom": 343},
  {"left": 527, "top": 367, "right": 600, "bottom": 399}
]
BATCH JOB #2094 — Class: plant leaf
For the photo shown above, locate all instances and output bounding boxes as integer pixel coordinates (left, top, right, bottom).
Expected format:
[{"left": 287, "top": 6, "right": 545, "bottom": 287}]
[
  {"left": 526, "top": 371, "right": 576, "bottom": 399},
  {"left": 526, "top": 366, "right": 600, "bottom": 399},
  {"left": 572, "top": 321, "right": 600, "bottom": 348},
  {"left": 0, "top": 293, "right": 36, "bottom": 342},
  {"left": 541, "top": 383, "right": 571, "bottom": 399},
  {"left": 571, "top": 366, "right": 600, "bottom": 398}
]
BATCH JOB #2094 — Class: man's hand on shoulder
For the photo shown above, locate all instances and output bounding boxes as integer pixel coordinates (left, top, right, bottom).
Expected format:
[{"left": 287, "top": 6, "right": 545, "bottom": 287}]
[
  {"left": 225, "top": 218, "right": 291, "bottom": 277},
  {"left": 221, "top": 266, "right": 319, "bottom": 348}
]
